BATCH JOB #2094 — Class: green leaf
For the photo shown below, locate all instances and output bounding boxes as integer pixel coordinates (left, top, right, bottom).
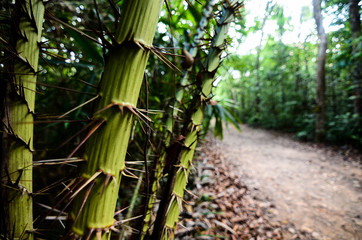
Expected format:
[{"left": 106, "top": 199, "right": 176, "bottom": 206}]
[
  {"left": 214, "top": 104, "right": 226, "bottom": 124},
  {"left": 223, "top": 107, "right": 242, "bottom": 132},
  {"left": 213, "top": 113, "right": 224, "bottom": 140}
]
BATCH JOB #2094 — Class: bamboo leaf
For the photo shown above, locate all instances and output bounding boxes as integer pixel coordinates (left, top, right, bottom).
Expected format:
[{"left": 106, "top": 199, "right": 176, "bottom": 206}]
[{"left": 223, "top": 106, "right": 242, "bottom": 131}]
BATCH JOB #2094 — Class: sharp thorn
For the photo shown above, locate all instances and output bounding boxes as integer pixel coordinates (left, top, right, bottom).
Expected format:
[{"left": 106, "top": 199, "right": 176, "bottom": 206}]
[
  {"left": 85, "top": 228, "right": 95, "bottom": 240},
  {"left": 101, "top": 174, "right": 112, "bottom": 197}
]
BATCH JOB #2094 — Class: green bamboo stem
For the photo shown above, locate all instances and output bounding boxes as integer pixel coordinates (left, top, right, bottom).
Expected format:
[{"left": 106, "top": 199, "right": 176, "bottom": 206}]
[
  {"left": 162, "top": 1, "right": 241, "bottom": 238},
  {"left": 2, "top": 1, "right": 45, "bottom": 239},
  {"left": 174, "top": 0, "right": 218, "bottom": 111},
  {"left": 70, "top": 1, "right": 163, "bottom": 239},
  {"left": 141, "top": 2, "right": 218, "bottom": 238}
]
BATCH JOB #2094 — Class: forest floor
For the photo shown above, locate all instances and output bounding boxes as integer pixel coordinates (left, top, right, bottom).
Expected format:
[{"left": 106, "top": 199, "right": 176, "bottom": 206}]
[{"left": 177, "top": 125, "right": 362, "bottom": 240}]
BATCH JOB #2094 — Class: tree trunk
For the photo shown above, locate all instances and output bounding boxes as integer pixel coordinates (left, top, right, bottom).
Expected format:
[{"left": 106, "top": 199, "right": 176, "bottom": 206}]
[
  {"left": 295, "top": 51, "right": 301, "bottom": 93},
  {"left": 70, "top": 1, "right": 163, "bottom": 239},
  {"left": 255, "top": 0, "right": 275, "bottom": 115},
  {"left": 313, "top": 0, "right": 327, "bottom": 142},
  {"left": 240, "top": 81, "right": 245, "bottom": 110},
  {"left": 303, "top": 36, "right": 310, "bottom": 107},
  {"left": 349, "top": 0, "right": 361, "bottom": 115}
]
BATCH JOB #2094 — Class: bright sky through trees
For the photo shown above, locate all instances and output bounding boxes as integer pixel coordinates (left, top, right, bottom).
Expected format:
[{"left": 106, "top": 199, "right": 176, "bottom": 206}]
[
  {"left": 232, "top": 0, "right": 344, "bottom": 55},
  {"left": 232, "top": 0, "right": 314, "bottom": 55}
]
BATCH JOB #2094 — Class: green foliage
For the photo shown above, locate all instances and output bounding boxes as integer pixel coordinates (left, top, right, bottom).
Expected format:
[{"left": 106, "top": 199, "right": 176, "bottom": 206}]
[
  {"left": 203, "top": 102, "right": 242, "bottom": 140},
  {"left": 327, "top": 113, "right": 362, "bottom": 144},
  {"left": 216, "top": 0, "right": 361, "bottom": 147}
]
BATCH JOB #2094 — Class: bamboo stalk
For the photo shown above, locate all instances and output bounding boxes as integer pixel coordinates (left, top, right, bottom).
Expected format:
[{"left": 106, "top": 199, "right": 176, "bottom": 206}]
[
  {"left": 143, "top": 2, "right": 218, "bottom": 239},
  {"left": 70, "top": 1, "right": 163, "bottom": 239},
  {"left": 1, "top": 1, "right": 45, "bottom": 239},
  {"left": 162, "top": 1, "right": 242, "bottom": 238}
]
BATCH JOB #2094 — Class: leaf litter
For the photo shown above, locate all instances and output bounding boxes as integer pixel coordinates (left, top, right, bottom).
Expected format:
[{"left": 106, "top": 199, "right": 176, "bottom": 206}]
[
  {"left": 174, "top": 137, "right": 311, "bottom": 240},
  {"left": 174, "top": 125, "right": 362, "bottom": 240}
]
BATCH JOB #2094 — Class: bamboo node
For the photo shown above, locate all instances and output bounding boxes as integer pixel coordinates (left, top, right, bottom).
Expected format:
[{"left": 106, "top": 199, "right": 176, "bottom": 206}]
[{"left": 134, "top": 39, "right": 151, "bottom": 50}]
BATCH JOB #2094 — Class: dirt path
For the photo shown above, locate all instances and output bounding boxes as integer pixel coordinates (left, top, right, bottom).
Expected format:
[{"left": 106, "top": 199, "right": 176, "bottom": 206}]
[{"left": 219, "top": 125, "right": 362, "bottom": 240}]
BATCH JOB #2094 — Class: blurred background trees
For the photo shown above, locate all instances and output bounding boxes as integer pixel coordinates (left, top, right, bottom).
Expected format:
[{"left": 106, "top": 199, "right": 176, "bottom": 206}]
[{"left": 216, "top": 0, "right": 361, "bottom": 146}]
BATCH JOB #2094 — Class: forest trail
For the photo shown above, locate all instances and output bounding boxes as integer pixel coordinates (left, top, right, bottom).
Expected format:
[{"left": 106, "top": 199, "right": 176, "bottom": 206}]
[{"left": 219, "top": 125, "right": 362, "bottom": 240}]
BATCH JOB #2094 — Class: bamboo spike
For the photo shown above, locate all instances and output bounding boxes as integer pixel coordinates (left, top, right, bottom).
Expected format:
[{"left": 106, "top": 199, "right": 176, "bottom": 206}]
[
  {"left": 31, "top": 119, "right": 91, "bottom": 124},
  {"left": 101, "top": 174, "right": 112, "bottom": 197},
  {"left": 33, "top": 177, "right": 67, "bottom": 195},
  {"left": 93, "top": 102, "right": 117, "bottom": 115},
  {"left": 37, "top": 203, "right": 64, "bottom": 214},
  {"left": 134, "top": 107, "right": 153, "bottom": 122},
  {"left": 125, "top": 167, "right": 146, "bottom": 173},
  {"left": 56, "top": 196, "right": 76, "bottom": 221},
  {"left": 111, "top": 175, "right": 117, "bottom": 187},
  {"left": 56, "top": 179, "right": 77, "bottom": 197},
  {"left": 136, "top": 118, "right": 148, "bottom": 135},
  {"left": 127, "top": 106, "right": 154, "bottom": 131},
  {"left": 70, "top": 171, "right": 101, "bottom": 200},
  {"left": 109, "top": 226, "right": 120, "bottom": 233},
  {"left": 33, "top": 158, "right": 84, "bottom": 166},
  {"left": 115, "top": 215, "right": 143, "bottom": 225},
  {"left": 85, "top": 228, "right": 95, "bottom": 240},
  {"left": 44, "top": 215, "right": 68, "bottom": 220},
  {"left": 57, "top": 95, "right": 100, "bottom": 119},
  {"left": 73, "top": 181, "right": 95, "bottom": 225},
  {"left": 45, "top": 12, "right": 101, "bottom": 45},
  {"left": 125, "top": 161, "right": 153, "bottom": 165},
  {"left": 77, "top": 79, "right": 98, "bottom": 89},
  {"left": 122, "top": 169, "right": 144, "bottom": 181},
  {"left": 40, "top": 178, "right": 84, "bottom": 225},
  {"left": 66, "top": 119, "right": 105, "bottom": 160},
  {"left": 114, "top": 206, "right": 130, "bottom": 217},
  {"left": 96, "top": 228, "right": 102, "bottom": 240},
  {"left": 35, "top": 80, "right": 97, "bottom": 95},
  {"left": 150, "top": 47, "right": 182, "bottom": 73}
]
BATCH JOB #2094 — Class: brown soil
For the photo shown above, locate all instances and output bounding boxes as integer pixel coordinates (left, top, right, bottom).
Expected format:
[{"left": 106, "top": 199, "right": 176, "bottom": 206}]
[{"left": 218, "top": 125, "right": 362, "bottom": 240}]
